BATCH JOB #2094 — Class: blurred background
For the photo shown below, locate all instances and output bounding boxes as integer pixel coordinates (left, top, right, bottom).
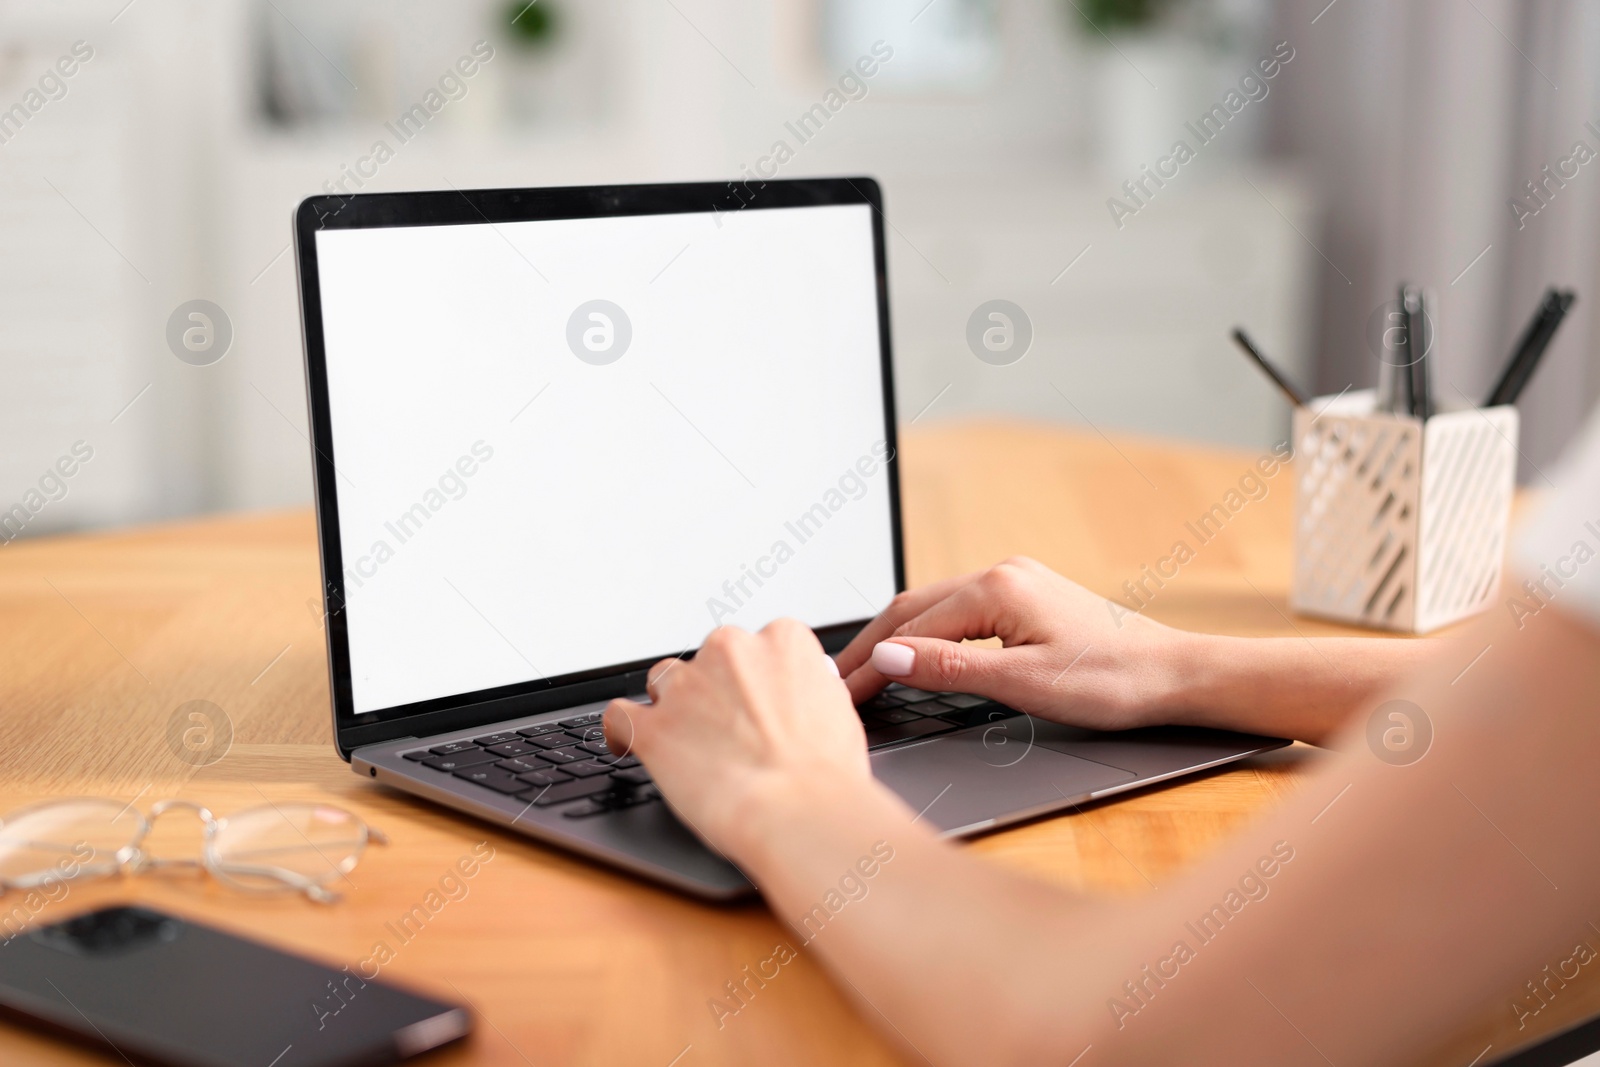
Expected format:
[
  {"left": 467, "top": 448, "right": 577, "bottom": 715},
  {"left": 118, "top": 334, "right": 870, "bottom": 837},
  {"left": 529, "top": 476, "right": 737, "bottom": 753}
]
[{"left": 1, "top": 0, "right": 1597, "bottom": 539}]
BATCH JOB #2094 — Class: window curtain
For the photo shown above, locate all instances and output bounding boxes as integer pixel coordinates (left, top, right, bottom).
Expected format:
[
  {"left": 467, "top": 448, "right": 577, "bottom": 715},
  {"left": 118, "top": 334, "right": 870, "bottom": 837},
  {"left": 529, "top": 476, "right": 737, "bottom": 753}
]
[{"left": 1269, "top": 0, "right": 1600, "bottom": 475}]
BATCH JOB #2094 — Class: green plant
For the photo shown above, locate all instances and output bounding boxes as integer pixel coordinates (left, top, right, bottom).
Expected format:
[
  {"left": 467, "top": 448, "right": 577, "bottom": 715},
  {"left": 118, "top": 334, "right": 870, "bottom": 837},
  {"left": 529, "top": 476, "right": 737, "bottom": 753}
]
[
  {"left": 503, "top": 0, "right": 558, "bottom": 48},
  {"left": 1074, "top": 0, "right": 1176, "bottom": 34}
]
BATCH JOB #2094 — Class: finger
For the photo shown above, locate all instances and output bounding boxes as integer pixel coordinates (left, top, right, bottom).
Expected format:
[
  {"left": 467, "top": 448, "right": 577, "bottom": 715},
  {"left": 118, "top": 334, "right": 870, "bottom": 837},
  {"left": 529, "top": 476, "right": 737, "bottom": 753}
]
[
  {"left": 833, "top": 570, "right": 980, "bottom": 678},
  {"left": 866, "top": 636, "right": 1045, "bottom": 701},
  {"left": 753, "top": 618, "right": 843, "bottom": 685},
  {"left": 645, "top": 657, "right": 685, "bottom": 702},
  {"left": 602, "top": 697, "right": 650, "bottom": 755},
  {"left": 893, "top": 578, "right": 1018, "bottom": 644},
  {"left": 760, "top": 615, "right": 822, "bottom": 650},
  {"left": 844, "top": 580, "right": 1013, "bottom": 701}
]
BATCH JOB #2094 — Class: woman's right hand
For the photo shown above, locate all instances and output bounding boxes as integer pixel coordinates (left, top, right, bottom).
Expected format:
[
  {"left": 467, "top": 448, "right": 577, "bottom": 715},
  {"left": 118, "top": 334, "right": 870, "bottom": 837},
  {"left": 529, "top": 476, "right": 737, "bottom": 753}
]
[{"left": 835, "top": 556, "right": 1191, "bottom": 732}]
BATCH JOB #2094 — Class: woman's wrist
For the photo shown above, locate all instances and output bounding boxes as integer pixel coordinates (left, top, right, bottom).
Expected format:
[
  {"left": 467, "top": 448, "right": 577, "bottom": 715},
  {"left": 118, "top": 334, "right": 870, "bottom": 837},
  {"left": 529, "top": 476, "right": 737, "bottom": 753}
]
[
  {"left": 1143, "top": 629, "right": 1373, "bottom": 742},
  {"left": 724, "top": 769, "right": 914, "bottom": 883},
  {"left": 1138, "top": 628, "right": 1239, "bottom": 729},
  {"left": 1089, "top": 620, "right": 1218, "bottom": 730}
]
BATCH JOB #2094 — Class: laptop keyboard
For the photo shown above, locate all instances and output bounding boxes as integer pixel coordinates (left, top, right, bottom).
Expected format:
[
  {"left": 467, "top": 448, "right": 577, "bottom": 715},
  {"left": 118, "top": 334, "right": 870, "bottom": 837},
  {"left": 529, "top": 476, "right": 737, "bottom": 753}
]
[
  {"left": 855, "top": 687, "right": 1003, "bottom": 745},
  {"left": 400, "top": 689, "right": 1012, "bottom": 818}
]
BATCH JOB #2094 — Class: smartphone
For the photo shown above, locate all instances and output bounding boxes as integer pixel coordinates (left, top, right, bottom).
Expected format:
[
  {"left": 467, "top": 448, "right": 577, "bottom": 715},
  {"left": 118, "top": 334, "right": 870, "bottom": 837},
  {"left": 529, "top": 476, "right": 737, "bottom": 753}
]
[
  {"left": 0, "top": 905, "right": 470, "bottom": 1067},
  {"left": 1488, "top": 1006, "right": 1600, "bottom": 1066}
]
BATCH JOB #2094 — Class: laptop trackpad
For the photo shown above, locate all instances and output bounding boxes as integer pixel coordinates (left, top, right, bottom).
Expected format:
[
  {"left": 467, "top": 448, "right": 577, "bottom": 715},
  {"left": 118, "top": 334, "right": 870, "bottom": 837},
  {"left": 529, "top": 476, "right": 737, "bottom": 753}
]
[{"left": 870, "top": 724, "right": 1138, "bottom": 834}]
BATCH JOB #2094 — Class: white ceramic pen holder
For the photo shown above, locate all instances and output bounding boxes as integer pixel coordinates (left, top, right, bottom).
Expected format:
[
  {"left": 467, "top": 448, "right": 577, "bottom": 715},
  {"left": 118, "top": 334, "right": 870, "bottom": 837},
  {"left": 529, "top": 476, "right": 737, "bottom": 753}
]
[{"left": 1290, "top": 389, "right": 1519, "bottom": 634}]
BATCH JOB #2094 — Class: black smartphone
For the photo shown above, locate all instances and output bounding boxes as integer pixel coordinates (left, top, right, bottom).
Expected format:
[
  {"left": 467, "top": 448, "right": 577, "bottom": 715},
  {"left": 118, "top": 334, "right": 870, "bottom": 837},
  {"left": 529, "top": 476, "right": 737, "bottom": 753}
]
[
  {"left": 1488, "top": 1005, "right": 1600, "bottom": 1066},
  {"left": 0, "top": 905, "right": 469, "bottom": 1067}
]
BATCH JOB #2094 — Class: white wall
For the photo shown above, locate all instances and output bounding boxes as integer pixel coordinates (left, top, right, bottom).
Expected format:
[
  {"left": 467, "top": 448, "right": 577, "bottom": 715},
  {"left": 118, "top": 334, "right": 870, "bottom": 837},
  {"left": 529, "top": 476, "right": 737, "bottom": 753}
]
[{"left": 0, "top": 0, "right": 1314, "bottom": 534}]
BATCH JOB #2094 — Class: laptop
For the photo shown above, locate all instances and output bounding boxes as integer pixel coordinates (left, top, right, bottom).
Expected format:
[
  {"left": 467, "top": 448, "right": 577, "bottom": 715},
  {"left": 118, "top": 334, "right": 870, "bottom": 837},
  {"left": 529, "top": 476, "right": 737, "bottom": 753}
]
[{"left": 292, "top": 177, "right": 1288, "bottom": 900}]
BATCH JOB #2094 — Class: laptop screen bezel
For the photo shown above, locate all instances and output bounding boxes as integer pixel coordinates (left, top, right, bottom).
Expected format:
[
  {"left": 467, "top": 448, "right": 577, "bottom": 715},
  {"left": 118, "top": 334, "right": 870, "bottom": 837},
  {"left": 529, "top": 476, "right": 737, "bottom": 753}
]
[{"left": 293, "top": 177, "right": 906, "bottom": 758}]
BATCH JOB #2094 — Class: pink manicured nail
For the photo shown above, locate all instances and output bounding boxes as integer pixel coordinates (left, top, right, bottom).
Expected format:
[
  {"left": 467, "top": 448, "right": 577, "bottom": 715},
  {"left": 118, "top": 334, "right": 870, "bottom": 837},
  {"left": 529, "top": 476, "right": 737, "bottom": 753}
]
[
  {"left": 871, "top": 641, "right": 914, "bottom": 677},
  {"left": 824, "top": 655, "right": 840, "bottom": 677}
]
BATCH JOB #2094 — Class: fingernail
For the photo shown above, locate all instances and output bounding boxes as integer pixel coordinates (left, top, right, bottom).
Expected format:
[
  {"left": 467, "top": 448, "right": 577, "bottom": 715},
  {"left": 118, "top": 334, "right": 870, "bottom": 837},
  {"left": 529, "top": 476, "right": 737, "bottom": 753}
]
[
  {"left": 823, "top": 656, "right": 840, "bottom": 678},
  {"left": 871, "top": 641, "right": 914, "bottom": 677}
]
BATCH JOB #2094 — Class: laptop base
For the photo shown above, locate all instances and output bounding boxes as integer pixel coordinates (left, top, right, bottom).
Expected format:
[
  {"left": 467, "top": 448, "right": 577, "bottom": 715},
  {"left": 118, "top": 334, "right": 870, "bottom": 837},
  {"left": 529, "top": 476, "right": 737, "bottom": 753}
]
[{"left": 353, "top": 696, "right": 1288, "bottom": 901}]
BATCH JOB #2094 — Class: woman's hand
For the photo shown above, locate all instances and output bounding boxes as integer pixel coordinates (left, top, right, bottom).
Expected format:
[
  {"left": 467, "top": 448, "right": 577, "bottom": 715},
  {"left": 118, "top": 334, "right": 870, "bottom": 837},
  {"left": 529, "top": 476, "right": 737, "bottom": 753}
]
[
  {"left": 835, "top": 556, "right": 1189, "bottom": 732},
  {"left": 602, "top": 619, "right": 881, "bottom": 863}
]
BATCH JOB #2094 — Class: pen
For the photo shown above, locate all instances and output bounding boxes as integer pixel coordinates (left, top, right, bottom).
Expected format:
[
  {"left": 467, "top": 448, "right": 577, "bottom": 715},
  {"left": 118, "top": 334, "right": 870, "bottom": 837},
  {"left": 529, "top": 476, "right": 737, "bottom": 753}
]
[
  {"left": 1231, "top": 328, "right": 1308, "bottom": 408},
  {"left": 1376, "top": 295, "right": 1401, "bottom": 412},
  {"left": 1375, "top": 303, "right": 1398, "bottom": 413},
  {"left": 1405, "top": 286, "right": 1432, "bottom": 420},
  {"left": 1486, "top": 288, "right": 1575, "bottom": 407},
  {"left": 1395, "top": 284, "right": 1415, "bottom": 417}
]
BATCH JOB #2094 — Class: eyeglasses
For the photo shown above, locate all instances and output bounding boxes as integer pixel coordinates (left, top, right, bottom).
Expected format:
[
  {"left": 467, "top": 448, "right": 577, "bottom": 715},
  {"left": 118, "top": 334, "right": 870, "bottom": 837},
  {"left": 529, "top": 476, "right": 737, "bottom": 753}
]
[{"left": 0, "top": 798, "right": 387, "bottom": 904}]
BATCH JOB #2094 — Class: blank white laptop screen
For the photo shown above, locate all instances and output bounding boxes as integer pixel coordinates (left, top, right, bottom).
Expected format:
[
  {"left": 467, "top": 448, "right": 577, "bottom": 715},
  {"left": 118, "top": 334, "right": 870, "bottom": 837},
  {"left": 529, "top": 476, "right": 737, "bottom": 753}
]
[{"left": 314, "top": 203, "right": 897, "bottom": 714}]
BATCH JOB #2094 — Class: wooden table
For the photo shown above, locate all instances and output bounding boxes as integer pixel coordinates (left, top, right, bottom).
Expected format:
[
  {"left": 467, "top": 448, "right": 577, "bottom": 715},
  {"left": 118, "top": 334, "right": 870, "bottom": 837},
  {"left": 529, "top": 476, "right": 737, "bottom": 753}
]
[{"left": 0, "top": 421, "right": 1528, "bottom": 1066}]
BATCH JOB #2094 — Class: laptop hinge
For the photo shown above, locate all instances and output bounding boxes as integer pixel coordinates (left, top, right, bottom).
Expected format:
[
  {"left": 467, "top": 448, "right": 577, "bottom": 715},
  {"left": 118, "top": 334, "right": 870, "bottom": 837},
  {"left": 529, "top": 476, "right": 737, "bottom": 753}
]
[{"left": 337, "top": 669, "right": 649, "bottom": 753}]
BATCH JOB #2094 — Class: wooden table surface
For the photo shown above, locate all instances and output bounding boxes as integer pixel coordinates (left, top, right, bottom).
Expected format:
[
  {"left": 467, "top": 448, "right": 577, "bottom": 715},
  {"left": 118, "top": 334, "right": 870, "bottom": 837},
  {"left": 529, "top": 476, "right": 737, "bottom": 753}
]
[{"left": 0, "top": 421, "right": 1555, "bottom": 1066}]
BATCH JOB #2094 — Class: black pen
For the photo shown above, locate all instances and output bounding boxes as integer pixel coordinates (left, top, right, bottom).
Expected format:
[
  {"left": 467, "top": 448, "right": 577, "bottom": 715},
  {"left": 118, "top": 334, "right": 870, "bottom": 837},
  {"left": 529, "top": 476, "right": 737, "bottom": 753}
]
[
  {"left": 1405, "top": 286, "right": 1432, "bottom": 420},
  {"left": 1486, "top": 288, "right": 1575, "bottom": 407},
  {"left": 1231, "top": 328, "right": 1308, "bottom": 408},
  {"left": 1395, "top": 284, "right": 1415, "bottom": 417}
]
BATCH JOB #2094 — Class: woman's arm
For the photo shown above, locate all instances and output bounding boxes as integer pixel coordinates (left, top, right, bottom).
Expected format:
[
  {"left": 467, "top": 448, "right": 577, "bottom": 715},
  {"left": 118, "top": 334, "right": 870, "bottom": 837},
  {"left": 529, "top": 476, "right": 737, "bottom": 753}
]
[
  {"left": 605, "top": 597, "right": 1600, "bottom": 1066},
  {"left": 1100, "top": 599, "right": 1600, "bottom": 1065},
  {"left": 833, "top": 556, "right": 1430, "bottom": 744},
  {"left": 1158, "top": 628, "right": 1427, "bottom": 741}
]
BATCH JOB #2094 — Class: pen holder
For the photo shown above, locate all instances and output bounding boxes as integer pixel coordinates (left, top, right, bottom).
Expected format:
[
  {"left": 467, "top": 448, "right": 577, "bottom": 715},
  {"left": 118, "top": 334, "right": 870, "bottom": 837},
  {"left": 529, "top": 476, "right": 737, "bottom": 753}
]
[{"left": 1290, "top": 389, "right": 1519, "bottom": 634}]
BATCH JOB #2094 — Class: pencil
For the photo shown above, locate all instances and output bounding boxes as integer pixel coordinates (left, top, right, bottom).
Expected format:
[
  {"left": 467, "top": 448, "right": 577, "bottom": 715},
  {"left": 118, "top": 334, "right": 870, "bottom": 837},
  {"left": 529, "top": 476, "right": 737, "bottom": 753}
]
[{"left": 1231, "top": 328, "right": 1308, "bottom": 408}]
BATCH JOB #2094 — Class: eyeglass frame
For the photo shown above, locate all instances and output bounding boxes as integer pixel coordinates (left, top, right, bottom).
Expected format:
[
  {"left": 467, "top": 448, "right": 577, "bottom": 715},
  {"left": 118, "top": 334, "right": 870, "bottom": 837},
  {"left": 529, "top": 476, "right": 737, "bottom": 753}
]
[{"left": 0, "top": 797, "right": 388, "bottom": 904}]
